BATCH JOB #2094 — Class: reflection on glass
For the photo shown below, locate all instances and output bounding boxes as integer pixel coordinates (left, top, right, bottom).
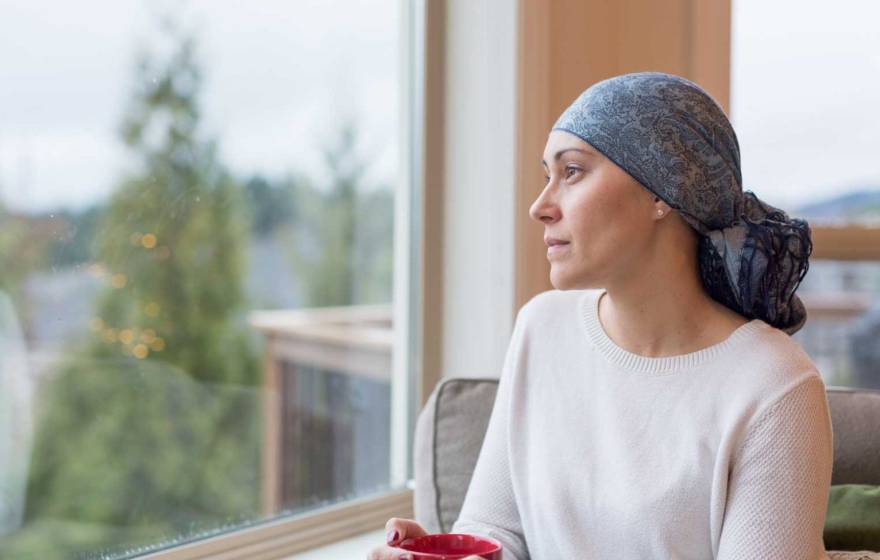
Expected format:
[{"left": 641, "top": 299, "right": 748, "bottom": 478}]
[{"left": 0, "top": 2, "right": 399, "bottom": 558}]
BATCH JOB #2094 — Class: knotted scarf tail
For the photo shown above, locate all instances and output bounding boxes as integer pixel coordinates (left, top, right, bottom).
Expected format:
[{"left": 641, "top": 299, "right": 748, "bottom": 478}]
[{"left": 699, "top": 214, "right": 812, "bottom": 335}]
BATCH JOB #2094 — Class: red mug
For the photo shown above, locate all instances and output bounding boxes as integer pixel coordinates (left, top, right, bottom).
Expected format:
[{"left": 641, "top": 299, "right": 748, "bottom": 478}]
[{"left": 395, "top": 533, "right": 503, "bottom": 560}]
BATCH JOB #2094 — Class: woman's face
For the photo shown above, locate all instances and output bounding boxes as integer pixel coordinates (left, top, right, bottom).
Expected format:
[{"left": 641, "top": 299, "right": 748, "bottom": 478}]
[{"left": 530, "top": 130, "right": 663, "bottom": 289}]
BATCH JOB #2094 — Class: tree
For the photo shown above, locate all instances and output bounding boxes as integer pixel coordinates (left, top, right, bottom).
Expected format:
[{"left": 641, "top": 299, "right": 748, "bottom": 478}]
[
  {"left": 9, "top": 18, "right": 261, "bottom": 559},
  {"left": 244, "top": 175, "right": 297, "bottom": 237},
  {"left": 351, "top": 185, "right": 394, "bottom": 305},
  {"left": 93, "top": 17, "right": 255, "bottom": 385},
  {"left": 286, "top": 121, "right": 395, "bottom": 307}
]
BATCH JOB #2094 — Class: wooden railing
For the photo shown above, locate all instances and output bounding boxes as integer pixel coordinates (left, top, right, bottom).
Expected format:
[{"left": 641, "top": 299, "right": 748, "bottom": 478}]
[{"left": 249, "top": 304, "right": 393, "bottom": 516}]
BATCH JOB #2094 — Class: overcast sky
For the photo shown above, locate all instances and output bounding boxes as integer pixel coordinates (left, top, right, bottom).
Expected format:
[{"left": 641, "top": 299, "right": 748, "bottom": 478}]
[
  {"left": 0, "top": 0, "right": 400, "bottom": 212},
  {"left": 731, "top": 0, "right": 880, "bottom": 210},
  {"left": 0, "top": 0, "right": 878, "bottom": 213}
]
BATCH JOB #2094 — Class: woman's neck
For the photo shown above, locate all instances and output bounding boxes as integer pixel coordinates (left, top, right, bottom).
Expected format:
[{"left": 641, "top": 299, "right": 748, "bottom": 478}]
[{"left": 597, "top": 286, "right": 748, "bottom": 359}]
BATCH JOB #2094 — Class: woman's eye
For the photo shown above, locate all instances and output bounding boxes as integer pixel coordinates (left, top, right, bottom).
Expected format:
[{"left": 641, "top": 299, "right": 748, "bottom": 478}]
[{"left": 565, "top": 166, "right": 580, "bottom": 178}]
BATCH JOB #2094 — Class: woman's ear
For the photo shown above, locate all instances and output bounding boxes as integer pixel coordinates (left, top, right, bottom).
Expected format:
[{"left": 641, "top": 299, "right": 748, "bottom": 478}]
[{"left": 652, "top": 196, "right": 671, "bottom": 217}]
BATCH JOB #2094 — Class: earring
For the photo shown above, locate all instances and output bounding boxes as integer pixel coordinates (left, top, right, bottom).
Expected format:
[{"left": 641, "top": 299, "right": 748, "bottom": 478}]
[{"left": 656, "top": 209, "right": 663, "bottom": 216}]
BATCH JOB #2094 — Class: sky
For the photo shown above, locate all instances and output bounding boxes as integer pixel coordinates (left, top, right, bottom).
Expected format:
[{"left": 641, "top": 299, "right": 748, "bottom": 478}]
[
  {"left": 0, "top": 0, "right": 400, "bottom": 212},
  {"left": 730, "top": 0, "right": 880, "bottom": 210},
  {"left": 0, "top": 0, "right": 878, "bottom": 213}
]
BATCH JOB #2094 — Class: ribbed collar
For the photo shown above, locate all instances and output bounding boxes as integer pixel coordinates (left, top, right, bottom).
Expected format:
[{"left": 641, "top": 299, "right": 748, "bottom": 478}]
[{"left": 580, "top": 288, "right": 767, "bottom": 375}]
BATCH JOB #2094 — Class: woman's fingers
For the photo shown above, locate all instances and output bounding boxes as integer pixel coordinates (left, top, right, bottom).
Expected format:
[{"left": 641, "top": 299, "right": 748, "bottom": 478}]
[
  {"left": 366, "top": 518, "right": 430, "bottom": 559},
  {"left": 365, "top": 543, "right": 417, "bottom": 559},
  {"left": 383, "top": 517, "right": 428, "bottom": 547}
]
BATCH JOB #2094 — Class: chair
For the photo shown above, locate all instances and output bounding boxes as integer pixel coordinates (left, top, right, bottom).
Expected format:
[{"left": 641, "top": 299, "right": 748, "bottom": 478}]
[{"left": 413, "top": 377, "right": 880, "bottom": 558}]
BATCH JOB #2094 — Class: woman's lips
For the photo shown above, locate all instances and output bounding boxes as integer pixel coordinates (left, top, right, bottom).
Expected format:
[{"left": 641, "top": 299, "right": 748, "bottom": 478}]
[{"left": 547, "top": 242, "right": 570, "bottom": 256}]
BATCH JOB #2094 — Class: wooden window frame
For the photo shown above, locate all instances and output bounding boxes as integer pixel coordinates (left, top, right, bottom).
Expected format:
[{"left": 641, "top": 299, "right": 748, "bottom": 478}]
[
  {"left": 811, "top": 225, "right": 880, "bottom": 261},
  {"left": 139, "top": 490, "right": 413, "bottom": 560}
]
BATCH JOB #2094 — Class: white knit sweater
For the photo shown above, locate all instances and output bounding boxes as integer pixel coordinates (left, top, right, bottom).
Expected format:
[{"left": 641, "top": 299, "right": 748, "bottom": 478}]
[{"left": 452, "top": 288, "right": 833, "bottom": 560}]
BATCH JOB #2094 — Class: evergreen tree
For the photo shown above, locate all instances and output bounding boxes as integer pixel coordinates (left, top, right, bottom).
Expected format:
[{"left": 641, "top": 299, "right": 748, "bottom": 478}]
[
  {"left": 7, "top": 19, "right": 261, "bottom": 559},
  {"left": 94, "top": 17, "right": 255, "bottom": 384},
  {"left": 287, "top": 121, "right": 394, "bottom": 307},
  {"left": 352, "top": 185, "right": 394, "bottom": 304}
]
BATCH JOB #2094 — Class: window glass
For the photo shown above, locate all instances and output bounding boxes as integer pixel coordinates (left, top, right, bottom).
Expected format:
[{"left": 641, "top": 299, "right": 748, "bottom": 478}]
[
  {"left": 731, "top": 0, "right": 880, "bottom": 389},
  {"left": 0, "top": 1, "right": 403, "bottom": 557}
]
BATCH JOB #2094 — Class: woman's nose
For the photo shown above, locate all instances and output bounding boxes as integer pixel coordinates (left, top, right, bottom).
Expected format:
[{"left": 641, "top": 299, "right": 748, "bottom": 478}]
[{"left": 529, "top": 188, "right": 560, "bottom": 224}]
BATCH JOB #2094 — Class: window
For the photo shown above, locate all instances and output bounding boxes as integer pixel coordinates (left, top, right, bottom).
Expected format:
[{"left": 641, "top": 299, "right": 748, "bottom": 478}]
[
  {"left": 731, "top": 0, "right": 880, "bottom": 389},
  {"left": 0, "top": 1, "right": 415, "bottom": 558}
]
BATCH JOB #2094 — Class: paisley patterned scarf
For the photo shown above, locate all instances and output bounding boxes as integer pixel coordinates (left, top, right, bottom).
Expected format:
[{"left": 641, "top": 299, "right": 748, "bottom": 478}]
[{"left": 553, "top": 71, "right": 812, "bottom": 335}]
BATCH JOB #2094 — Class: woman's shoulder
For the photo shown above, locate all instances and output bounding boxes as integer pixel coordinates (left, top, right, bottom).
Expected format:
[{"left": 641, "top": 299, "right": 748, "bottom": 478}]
[{"left": 724, "top": 317, "right": 823, "bottom": 397}]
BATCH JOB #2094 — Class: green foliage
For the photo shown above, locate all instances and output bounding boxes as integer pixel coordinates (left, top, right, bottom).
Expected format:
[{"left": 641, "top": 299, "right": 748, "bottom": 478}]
[
  {"left": 12, "top": 356, "right": 261, "bottom": 560},
  {"left": 2, "top": 11, "right": 397, "bottom": 560},
  {"left": 285, "top": 121, "right": 395, "bottom": 307},
  {"left": 90, "top": 17, "right": 255, "bottom": 385},
  {"left": 0, "top": 517, "right": 166, "bottom": 560},
  {"left": 351, "top": 186, "right": 394, "bottom": 304},
  {"left": 4, "top": 19, "right": 261, "bottom": 557}
]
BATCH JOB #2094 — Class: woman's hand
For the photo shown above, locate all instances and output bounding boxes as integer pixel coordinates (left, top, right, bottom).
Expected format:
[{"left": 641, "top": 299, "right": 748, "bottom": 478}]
[
  {"left": 366, "top": 517, "right": 428, "bottom": 559},
  {"left": 364, "top": 517, "right": 487, "bottom": 560}
]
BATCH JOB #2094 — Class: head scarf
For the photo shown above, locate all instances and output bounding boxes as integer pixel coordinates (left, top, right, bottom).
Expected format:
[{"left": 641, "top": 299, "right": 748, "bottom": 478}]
[{"left": 552, "top": 71, "right": 812, "bottom": 335}]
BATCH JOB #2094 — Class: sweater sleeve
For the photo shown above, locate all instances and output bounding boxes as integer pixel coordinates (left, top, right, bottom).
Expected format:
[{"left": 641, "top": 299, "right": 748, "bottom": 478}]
[
  {"left": 716, "top": 374, "right": 833, "bottom": 560},
  {"left": 451, "top": 311, "right": 530, "bottom": 560}
]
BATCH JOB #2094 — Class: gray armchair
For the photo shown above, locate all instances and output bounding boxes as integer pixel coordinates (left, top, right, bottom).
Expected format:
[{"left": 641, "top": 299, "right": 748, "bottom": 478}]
[{"left": 413, "top": 377, "right": 880, "bottom": 558}]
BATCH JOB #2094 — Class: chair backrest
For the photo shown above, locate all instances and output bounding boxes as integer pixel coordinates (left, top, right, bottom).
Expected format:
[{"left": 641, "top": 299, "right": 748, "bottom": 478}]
[
  {"left": 826, "top": 386, "right": 880, "bottom": 485},
  {"left": 413, "top": 377, "right": 880, "bottom": 534}
]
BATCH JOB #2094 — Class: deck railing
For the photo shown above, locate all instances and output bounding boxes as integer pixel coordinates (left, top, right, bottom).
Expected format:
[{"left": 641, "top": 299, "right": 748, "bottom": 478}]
[{"left": 249, "top": 304, "right": 393, "bottom": 516}]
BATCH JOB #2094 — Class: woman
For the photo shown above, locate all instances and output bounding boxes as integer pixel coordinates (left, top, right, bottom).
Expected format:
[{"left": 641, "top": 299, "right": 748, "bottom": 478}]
[{"left": 369, "top": 71, "right": 831, "bottom": 559}]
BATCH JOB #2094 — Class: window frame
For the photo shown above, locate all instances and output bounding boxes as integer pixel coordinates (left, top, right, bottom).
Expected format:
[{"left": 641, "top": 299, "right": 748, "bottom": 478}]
[
  {"left": 139, "top": 489, "right": 413, "bottom": 559},
  {"left": 811, "top": 225, "right": 880, "bottom": 261}
]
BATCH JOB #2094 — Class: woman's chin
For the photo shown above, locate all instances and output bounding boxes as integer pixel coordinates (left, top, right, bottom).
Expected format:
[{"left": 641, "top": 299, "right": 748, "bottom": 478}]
[{"left": 549, "top": 265, "right": 597, "bottom": 291}]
